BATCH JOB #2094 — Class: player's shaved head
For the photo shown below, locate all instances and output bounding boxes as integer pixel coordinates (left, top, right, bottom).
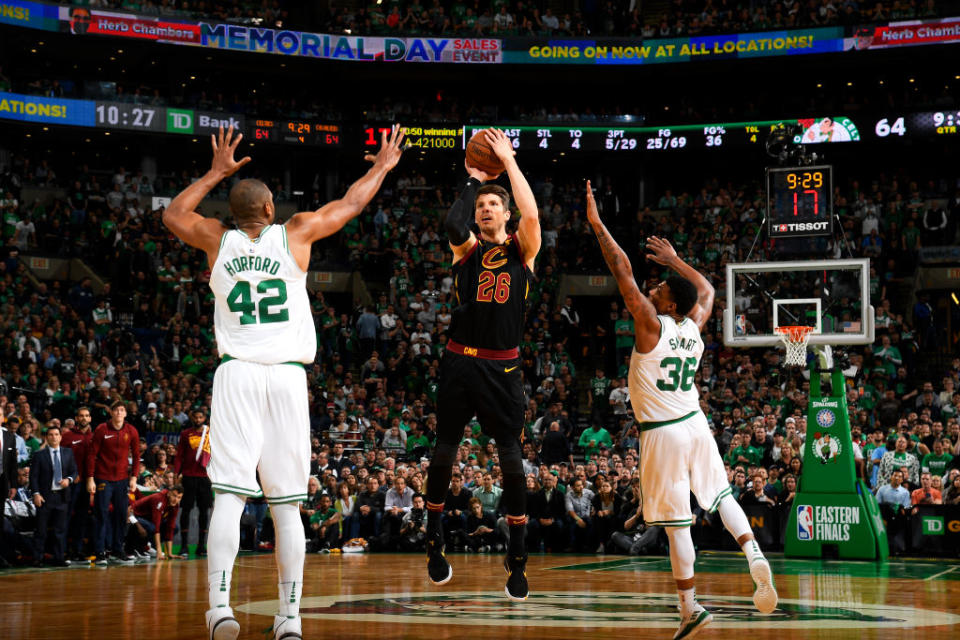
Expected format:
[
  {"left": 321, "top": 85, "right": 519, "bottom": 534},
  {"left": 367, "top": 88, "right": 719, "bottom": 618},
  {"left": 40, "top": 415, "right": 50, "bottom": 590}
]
[
  {"left": 664, "top": 276, "right": 698, "bottom": 316},
  {"left": 229, "top": 178, "right": 272, "bottom": 223}
]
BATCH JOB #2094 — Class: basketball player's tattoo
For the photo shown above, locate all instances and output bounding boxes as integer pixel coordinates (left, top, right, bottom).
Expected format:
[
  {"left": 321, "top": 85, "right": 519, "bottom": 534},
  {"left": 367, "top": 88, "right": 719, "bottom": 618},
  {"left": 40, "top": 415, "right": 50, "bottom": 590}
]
[{"left": 591, "top": 221, "right": 647, "bottom": 313}]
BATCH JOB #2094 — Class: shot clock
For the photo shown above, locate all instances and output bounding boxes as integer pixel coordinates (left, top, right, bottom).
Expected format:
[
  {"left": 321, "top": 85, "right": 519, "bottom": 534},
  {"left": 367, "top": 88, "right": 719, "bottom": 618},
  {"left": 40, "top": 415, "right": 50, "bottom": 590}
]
[{"left": 766, "top": 165, "right": 833, "bottom": 239}]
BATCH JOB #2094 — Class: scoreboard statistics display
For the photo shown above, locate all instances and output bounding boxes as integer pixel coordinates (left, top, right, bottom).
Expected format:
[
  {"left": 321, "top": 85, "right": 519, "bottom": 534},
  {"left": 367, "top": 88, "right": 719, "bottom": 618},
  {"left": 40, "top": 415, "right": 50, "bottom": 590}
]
[
  {"left": 870, "top": 111, "right": 960, "bottom": 139},
  {"left": 462, "top": 122, "right": 779, "bottom": 152},
  {"left": 766, "top": 165, "right": 834, "bottom": 239}
]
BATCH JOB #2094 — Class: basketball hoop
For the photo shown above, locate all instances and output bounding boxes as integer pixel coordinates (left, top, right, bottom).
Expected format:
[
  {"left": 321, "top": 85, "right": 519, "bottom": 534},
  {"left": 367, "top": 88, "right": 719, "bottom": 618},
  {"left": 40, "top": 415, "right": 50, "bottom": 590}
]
[{"left": 775, "top": 325, "right": 814, "bottom": 367}]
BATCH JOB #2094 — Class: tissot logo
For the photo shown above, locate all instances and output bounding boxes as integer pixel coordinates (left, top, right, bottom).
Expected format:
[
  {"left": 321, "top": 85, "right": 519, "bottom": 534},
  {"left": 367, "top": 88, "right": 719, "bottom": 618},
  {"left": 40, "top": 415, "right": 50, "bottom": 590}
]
[{"left": 777, "top": 222, "right": 829, "bottom": 232}]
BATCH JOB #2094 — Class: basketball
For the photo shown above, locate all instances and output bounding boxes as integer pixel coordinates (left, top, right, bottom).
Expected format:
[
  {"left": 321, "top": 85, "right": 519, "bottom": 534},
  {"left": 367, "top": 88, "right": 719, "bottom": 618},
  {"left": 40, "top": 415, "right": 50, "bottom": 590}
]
[{"left": 465, "top": 130, "right": 505, "bottom": 176}]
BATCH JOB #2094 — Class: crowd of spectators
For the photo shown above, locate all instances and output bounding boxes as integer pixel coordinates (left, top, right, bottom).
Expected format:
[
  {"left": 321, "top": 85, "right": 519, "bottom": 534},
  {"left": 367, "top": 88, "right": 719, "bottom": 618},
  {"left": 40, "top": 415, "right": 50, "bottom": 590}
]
[
  {"left": 67, "top": 0, "right": 955, "bottom": 39},
  {"left": 2, "top": 142, "right": 960, "bottom": 565}
]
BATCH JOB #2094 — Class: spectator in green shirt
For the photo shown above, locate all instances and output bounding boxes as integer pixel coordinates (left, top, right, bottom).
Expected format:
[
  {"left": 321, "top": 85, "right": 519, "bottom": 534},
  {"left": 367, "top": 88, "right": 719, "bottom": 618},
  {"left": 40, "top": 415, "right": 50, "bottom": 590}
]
[
  {"left": 578, "top": 424, "right": 613, "bottom": 462},
  {"left": 309, "top": 494, "right": 341, "bottom": 551},
  {"left": 922, "top": 439, "right": 954, "bottom": 478},
  {"left": 614, "top": 309, "right": 635, "bottom": 365},
  {"left": 472, "top": 472, "right": 502, "bottom": 517},
  {"left": 588, "top": 368, "right": 612, "bottom": 427}
]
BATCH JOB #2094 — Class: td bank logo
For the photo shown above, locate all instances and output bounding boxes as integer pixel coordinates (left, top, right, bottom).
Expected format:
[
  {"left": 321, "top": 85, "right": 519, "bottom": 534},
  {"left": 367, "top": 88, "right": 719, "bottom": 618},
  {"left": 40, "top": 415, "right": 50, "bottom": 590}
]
[
  {"left": 167, "top": 109, "right": 194, "bottom": 134},
  {"left": 236, "top": 591, "right": 960, "bottom": 630},
  {"left": 922, "top": 516, "right": 944, "bottom": 536}
]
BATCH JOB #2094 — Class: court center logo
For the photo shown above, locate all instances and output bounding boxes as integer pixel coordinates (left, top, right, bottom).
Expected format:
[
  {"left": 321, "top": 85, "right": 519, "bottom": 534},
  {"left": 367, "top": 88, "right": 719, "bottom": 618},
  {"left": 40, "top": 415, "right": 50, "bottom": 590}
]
[{"left": 236, "top": 591, "right": 960, "bottom": 630}]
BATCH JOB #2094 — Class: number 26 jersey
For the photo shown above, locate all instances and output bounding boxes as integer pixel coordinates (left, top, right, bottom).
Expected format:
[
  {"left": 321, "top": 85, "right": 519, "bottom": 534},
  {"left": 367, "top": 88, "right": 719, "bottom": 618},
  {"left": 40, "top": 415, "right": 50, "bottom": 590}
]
[{"left": 448, "top": 233, "right": 532, "bottom": 351}]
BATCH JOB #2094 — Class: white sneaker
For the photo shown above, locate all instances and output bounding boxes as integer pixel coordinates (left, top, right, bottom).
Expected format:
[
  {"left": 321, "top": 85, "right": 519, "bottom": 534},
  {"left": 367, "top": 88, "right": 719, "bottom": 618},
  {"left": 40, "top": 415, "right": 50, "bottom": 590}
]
[
  {"left": 273, "top": 615, "right": 303, "bottom": 640},
  {"left": 673, "top": 605, "right": 712, "bottom": 639},
  {"left": 750, "top": 557, "right": 778, "bottom": 614},
  {"left": 206, "top": 606, "right": 240, "bottom": 640}
]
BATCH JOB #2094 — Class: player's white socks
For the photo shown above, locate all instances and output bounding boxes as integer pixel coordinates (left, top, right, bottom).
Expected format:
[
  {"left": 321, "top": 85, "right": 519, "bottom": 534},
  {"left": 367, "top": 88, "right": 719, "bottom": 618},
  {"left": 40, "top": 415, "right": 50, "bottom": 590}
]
[
  {"left": 271, "top": 503, "right": 306, "bottom": 619},
  {"left": 207, "top": 492, "right": 245, "bottom": 609},
  {"left": 742, "top": 539, "right": 764, "bottom": 565},
  {"left": 665, "top": 527, "right": 698, "bottom": 616}
]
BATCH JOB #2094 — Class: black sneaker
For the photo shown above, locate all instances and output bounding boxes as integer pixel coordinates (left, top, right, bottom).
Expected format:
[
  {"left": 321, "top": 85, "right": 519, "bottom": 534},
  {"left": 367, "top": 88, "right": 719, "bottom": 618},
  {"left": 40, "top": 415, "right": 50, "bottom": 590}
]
[
  {"left": 95, "top": 553, "right": 109, "bottom": 566},
  {"left": 114, "top": 553, "right": 136, "bottom": 564},
  {"left": 504, "top": 553, "right": 529, "bottom": 601},
  {"left": 426, "top": 535, "right": 452, "bottom": 586}
]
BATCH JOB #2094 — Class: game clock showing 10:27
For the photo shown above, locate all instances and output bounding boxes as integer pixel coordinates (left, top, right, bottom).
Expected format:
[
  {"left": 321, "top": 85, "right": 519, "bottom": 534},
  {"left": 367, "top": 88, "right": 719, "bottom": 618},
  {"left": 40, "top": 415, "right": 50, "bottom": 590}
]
[
  {"left": 94, "top": 101, "right": 165, "bottom": 132},
  {"left": 766, "top": 165, "right": 834, "bottom": 239}
]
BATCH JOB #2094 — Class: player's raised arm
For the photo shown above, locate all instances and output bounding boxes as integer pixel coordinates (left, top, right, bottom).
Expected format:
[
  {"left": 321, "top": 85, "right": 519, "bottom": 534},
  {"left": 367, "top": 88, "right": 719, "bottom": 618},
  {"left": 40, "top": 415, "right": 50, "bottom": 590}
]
[
  {"left": 445, "top": 160, "right": 495, "bottom": 262},
  {"left": 286, "top": 124, "right": 405, "bottom": 245},
  {"left": 586, "top": 181, "right": 660, "bottom": 350},
  {"left": 646, "top": 236, "right": 715, "bottom": 330},
  {"left": 162, "top": 125, "right": 249, "bottom": 256},
  {"left": 487, "top": 128, "right": 540, "bottom": 268}
]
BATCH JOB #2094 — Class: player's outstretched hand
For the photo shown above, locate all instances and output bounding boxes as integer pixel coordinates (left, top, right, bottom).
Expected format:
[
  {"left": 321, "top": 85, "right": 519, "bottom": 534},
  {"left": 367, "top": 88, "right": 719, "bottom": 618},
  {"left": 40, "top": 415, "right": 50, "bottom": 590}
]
[
  {"left": 646, "top": 236, "right": 678, "bottom": 265},
  {"left": 210, "top": 125, "right": 251, "bottom": 178},
  {"left": 465, "top": 159, "right": 499, "bottom": 183},
  {"left": 484, "top": 128, "right": 516, "bottom": 162},
  {"left": 365, "top": 123, "right": 406, "bottom": 171},
  {"left": 585, "top": 180, "right": 601, "bottom": 225}
]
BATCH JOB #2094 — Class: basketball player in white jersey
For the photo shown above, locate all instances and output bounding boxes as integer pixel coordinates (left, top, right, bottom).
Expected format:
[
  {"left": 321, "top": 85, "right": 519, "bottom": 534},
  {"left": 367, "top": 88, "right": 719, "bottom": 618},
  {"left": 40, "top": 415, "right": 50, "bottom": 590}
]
[
  {"left": 585, "top": 182, "right": 777, "bottom": 639},
  {"left": 162, "top": 125, "right": 405, "bottom": 640}
]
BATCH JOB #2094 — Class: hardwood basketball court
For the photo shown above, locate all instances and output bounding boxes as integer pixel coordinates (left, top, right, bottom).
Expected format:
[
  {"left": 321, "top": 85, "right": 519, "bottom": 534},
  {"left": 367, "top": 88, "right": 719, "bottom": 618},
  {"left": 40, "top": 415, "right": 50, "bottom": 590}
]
[{"left": 5, "top": 552, "right": 959, "bottom": 639}]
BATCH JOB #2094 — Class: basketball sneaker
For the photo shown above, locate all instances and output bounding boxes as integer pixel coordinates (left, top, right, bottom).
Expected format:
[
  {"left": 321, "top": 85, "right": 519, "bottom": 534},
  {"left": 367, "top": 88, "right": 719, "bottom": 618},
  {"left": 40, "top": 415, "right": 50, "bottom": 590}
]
[
  {"left": 206, "top": 606, "right": 240, "bottom": 640},
  {"left": 673, "top": 605, "right": 712, "bottom": 639},
  {"left": 426, "top": 533, "right": 452, "bottom": 585},
  {"left": 503, "top": 553, "right": 528, "bottom": 601},
  {"left": 750, "top": 557, "right": 778, "bottom": 613},
  {"left": 272, "top": 615, "right": 303, "bottom": 640}
]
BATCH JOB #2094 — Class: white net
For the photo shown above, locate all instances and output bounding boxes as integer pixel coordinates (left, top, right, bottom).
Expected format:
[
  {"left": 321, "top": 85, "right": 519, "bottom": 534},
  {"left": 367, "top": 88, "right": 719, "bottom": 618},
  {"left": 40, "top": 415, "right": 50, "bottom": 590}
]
[{"left": 776, "top": 326, "right": 814, "bottom": 367}]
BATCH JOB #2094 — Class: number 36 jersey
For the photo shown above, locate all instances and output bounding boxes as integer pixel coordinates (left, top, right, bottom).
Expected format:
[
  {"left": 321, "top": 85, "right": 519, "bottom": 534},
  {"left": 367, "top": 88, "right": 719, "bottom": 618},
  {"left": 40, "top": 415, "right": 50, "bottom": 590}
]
[
  {"left": 210, "top": 225, "right": 316, "bottom": 365},
  {"left": 628, "top": 315, "right": 703, "bottom": 423}
]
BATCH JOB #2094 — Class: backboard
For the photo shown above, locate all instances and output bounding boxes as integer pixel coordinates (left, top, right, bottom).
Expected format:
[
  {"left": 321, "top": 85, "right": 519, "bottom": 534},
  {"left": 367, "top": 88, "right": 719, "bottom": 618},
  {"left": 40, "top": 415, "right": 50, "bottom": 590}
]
[{"left": 723, "top": 258, "right": 874, "bottom": 348}]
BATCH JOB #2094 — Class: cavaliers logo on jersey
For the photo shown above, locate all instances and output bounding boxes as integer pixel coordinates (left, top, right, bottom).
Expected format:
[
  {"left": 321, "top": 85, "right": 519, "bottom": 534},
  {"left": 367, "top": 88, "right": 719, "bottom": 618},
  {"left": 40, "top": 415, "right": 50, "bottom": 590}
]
[{"left": 481, "top": 246, "right": 509, "bottom": 270}]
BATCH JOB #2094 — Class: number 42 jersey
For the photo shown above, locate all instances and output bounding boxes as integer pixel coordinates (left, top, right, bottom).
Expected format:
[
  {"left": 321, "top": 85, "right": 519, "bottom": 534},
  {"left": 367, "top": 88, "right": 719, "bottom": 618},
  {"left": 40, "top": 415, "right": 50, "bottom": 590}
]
[
  {"left": 628, "top": 315, "right": 704, "bottom": 423},
  {"left": 210, "top": 224, "right": 316, "bottom": 365}
]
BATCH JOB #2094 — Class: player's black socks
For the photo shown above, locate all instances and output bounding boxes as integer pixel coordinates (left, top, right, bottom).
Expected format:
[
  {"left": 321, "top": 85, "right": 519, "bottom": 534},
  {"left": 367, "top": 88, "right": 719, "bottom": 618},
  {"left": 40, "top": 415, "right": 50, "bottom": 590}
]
[
  {"left": 507, "top": 515, "right": 528, "bottom": 555},
  {"left": 426, "top": 501, "right": 444, "bottom": 537}
]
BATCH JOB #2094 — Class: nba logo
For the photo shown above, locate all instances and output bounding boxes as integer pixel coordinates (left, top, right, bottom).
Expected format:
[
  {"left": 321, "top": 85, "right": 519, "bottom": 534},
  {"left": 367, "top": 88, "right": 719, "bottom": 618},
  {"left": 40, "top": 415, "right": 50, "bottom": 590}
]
[
  {"left": 797, "top": 505, "right": 814, "bottom": 541},
  {"left": 735, "top": 314, "right": 746, "bottom": 336}
]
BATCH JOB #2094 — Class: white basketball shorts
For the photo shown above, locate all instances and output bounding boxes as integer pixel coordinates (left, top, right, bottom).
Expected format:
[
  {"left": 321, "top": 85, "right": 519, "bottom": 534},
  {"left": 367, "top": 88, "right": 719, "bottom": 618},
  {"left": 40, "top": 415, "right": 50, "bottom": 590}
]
[
  {"left": 637, "top": 410, "right": 732, "bottom": 526},
  {"left": 208, "top": 359, "right": 310, "bottom": 505}
]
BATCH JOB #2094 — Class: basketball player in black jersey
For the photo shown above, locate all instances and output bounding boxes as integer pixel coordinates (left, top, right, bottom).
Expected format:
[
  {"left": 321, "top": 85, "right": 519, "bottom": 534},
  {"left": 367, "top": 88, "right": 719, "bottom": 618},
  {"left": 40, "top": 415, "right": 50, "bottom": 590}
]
[{"left": 425, "top": 128, "right": 541, "bottom": 601}]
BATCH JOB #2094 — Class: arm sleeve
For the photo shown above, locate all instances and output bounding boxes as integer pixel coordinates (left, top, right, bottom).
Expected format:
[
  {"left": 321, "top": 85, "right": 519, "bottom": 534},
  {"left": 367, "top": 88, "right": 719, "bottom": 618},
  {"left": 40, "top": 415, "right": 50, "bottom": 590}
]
[
  {"left": 445, "top": 177, "right": 481, "bottom": 245},
  {"left": 86, "top": 431, "right": 100, "bottom": 478}
]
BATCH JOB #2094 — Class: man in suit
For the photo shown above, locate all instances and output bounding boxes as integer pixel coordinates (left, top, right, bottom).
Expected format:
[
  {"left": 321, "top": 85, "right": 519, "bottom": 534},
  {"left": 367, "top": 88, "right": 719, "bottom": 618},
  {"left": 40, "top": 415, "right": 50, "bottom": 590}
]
[
  {"left": 30, "top": 424, "right": 79, "bottom": 566},
  {"left": 528, "top": 471, "right": 567, "bottom": 552},
  {"left": 0, "top": 418, "right": 19, "bottom": 567}
]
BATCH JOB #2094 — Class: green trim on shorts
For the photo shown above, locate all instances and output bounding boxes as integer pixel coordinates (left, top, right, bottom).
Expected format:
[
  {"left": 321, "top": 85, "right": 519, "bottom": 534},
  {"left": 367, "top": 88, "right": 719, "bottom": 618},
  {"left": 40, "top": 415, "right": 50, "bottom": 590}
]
[
  {"left": 265, "top": 493, "right": 308, "bottom": 504},
  {"left": 708, "top": 487, "right": 733, "bottom": 513},
  {"left": 219, "top": 354, "right": 306, "bottom": 369},
  {"left": 637, "top": 410, "right": 698, "bottom": 432},
  {"left": 646, "top": 518, "right": 694, "bottom": 527},
  {"left": 212, "top": 482, "right": 264, "bottom": 498}
]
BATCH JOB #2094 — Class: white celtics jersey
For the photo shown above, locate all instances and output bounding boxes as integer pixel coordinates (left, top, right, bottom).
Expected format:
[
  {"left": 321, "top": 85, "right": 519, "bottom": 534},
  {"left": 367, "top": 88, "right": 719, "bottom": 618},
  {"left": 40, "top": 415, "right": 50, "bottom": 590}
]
[
  {"left": 628, "top": 315, "right": 703, "bottom": 424},
  {"left": 210, "top": 225, "right": 316, "bottom": 365}
]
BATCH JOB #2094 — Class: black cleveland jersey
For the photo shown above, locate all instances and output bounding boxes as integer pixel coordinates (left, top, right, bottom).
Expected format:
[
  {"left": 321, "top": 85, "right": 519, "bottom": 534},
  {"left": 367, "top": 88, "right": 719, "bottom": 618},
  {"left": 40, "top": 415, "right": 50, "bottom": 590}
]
[{"left": 448, "top": 233, "right": 532, "bottom": 351}]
